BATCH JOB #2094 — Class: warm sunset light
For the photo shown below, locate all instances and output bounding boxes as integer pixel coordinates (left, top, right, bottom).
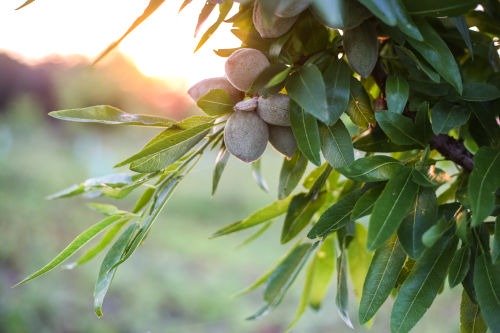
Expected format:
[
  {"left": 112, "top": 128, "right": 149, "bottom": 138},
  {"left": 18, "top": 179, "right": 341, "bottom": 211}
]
[{"left": 0, "top": 0, "right": 240, "bottom": 88}]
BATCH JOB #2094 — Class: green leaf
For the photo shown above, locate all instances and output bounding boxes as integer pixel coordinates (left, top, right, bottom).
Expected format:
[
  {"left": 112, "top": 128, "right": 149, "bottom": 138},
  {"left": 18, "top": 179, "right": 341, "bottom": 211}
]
[
  {"left": 196, "top": 89, "right": 234, "bottom": 116},
  {"left": 339, "top": 155, "right": 404, "bottom": 182},
  {"left": 278, "top": 151, "right": 308, "bottom": 199},
  {"left": 391, "top": 234, "right": 458, "bottom": 333},
  {"left": 132, "top": 187, "right": 156, "bottom": 214},
  {"left": 343, "top": 20, "right": 378, "bottom": 78},
  {"left": 323, "top": 59, "right": 351, "bottom": 124},
  {"left": 308, "top": 237, "right": 335, "bottom": 309},
  {"left": 430, "top": 101, "right": 470, "bottom": 134},
  {"left": 281, "top": 193, "right": 326, "bottom": 244},
  {"left": 49, "top": 105, "right": 175, "bottom": 127},
  {"left": 448, "top": 246, "right": 471, "bottom": 288},
  {"left": 395, "top": 45, "right": 440, "bottom": 83},
  {"left": 406, "top": 19, "right": 463, "bottom": 94},
  {"left": 359, "top": 237, "right": 406, "bottom": 324},
  {"left": 93, "top": 0, "right": 165, "bottom": 64},
  {"left": 375, "top": 111, "right": 426, "bottom": 146},
  {"left": 403, "top": 0, "right": 477, "bottom": 17},
  {"left": 422, "top": 217, "right": 452, "bottom": 248},
  {"left": 250, "top": 160, "right": 269, "bottom": 193},
  {"left": 286, "top": 64, "right": 331, "bottom": 124},
  {"left": 452, "top": 16, "right": 474, "bottom": 57},
  {"left": 212, "top": 197, "right": 292, "bottom": 237},
  {"left": 494, "top": 217, "right": 500, "bottom": 264},
  {"left": 386, "top": 74, "right": 409, "bottom": 114},
  {"left": 195, "top": 1, "right": 233, "bottom": 51},
  {"left": 357, "top": 0, "right": 398, "bottom": 25},
  {"left": 397, "top": 187, "right": 438, "bottom": 259},
  {"left": 94, "top": 223, "right": 140, "bottom": 317},
  {"left": 468, "top": 147, "right": 500, "bottom": 226},
  {"left": 65, "top": 220, "right": 129, "bottom": 269},
  {"left": 310, "top": 0, "right": 371, "bottom": 30},
  {"left": 368, "top": 168, "right": 419, "bottom": 250},
  {"left": 460, "top": 290, "right": 488, "bottom": 333},
  {"left": 248, "top": 242, "right": 317, "bottom": 320},
  {"left": 348, "top": 224, "right": 373, "bottom": 298},
  {"left": 336, "top": 248, "right": 353, "bottom": 328},
  {"left": 319, "top": 120, "right": 354, "bottom": 169},
  {"left": 353, "top": 126, "right": 420, "bottom": 152},
  {"left": 351, "top": 185, "right": 384, "bottom": 220},
  {"left": 461, "top": 82, "right": 500, "bottom": 102},
  {"left": 212, "top": 145, "right": 230, "bottom": 195},
  {"left": 392, "top": 0, "right": 423, "bottom": 40},
  {"left": 289, "top": 100, "right": 322, "bottom": 165},
  {"left": 15, "top": 215, "right": 125, "bottom": 286},
  {"left": 473, "top": 253, "right": 500, "bottom": 332},
  {"left": 347, "top": 77, "right": 375, "bottom": 128},
  {"left": 308, "top": 189, "right": 361, "bottom": 239},
  {"left": 116, "top": 122, "right": 213, "bottom": 170}
]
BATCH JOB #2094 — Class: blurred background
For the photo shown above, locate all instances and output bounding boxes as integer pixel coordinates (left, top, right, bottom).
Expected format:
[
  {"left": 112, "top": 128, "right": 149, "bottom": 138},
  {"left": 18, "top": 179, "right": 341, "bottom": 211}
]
[{"left": 0, "top": 1, "right": 460, "bottom": 332}]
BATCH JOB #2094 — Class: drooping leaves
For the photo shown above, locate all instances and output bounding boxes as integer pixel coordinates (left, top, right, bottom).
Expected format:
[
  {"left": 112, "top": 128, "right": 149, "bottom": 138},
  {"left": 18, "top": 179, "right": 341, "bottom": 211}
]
[
  {"left": 49, "top": 105, "right": 175, "bottom": 127},
  {"left": 359, "top": 237, "right": 406, "bottom": 324},
  {"left": 319, "top": 120, "right": 354, "bottom": 169},
  {"left": 448, "top": 245, "right": 471, "bottom": 288},
  {"left": 468, "top": 147, "right": 500, "bottom": 226},
  {"left": 278, "top": 151, "right": 308, "bottom": 199},
  {"left": 368, "top": 168, "right": 419, "bottom": 250},
  {"left": 289, "top": 100, "right": 322, "bottom": 165},
  {"left": 336, "top": 246, "right": 353, "bottom": 328},
  {"left": 391, "top": 234, "right": 458, "bottom": 333},
  {"left": 212, "top": 145, "right": 230, "bottom": 195},
  {"left": 286, "top": 64, "right": 331, "bottom": 124},
  {"left": 473, "top": 253, "right": 500, "bottom": 332}
]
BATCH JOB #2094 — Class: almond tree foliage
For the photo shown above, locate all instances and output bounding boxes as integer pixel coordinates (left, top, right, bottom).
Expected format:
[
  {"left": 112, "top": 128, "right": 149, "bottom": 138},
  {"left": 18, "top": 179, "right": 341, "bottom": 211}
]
[{"left": 15, "top": 0, "right": 500, "bottom": 332}]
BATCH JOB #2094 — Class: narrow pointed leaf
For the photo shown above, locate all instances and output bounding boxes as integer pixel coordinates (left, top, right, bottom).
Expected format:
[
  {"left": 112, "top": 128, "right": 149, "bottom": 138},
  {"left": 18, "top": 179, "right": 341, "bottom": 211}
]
[
  {"left": 460, "top": 290, "right": 487, "bottom": 333},
  {"left": 212, "top": 145, "right": 230, "bottom": 195},
  {"left": 323, "top": 59, "right": 351, "bottom": 124},
  {"left": 473, "top": 253, "right": 500, "bottom": 332},
  {"left": 286, "top": 64, "right": 331, "bottom": 124},
  {"left": 386, "top": 74, "right": 409, "bottom": 114},
  {"left": 336, "top": 249, "right": 353, "bottom": 328},
  {"left": 448, "top": 246, "right": 471, "bottom": 288},
  {"left": 375, "top": 111, "right": 426, "bottom": 146},
  {"left": 461, "top": 82, "right": 500, "bottom": 102},
  {"left": 494, "top": 217, "right": 500, "bottom": 264},
  {"left": 278, "top": 151, "right": 308, "bottom": 199},
  {"left": 281, "top": 193, "right": 326, "bottom": 244},
  {"left": 195, "top": 1, "right": 233, "bottom": 51},
  {"left": 430, "top": 101, "right": 470, "bottom": 135},
  {"left": 49, "top": 105, "right": 175, "bottom": 127},
  {"left": 94, "top": 223, "right": 140, "bottom": 317},
  {"left": 339, "top": 155, "right": 404, "bottom": 182},
  {"left": 15, "top": 215, "right": 125, "bottom": 286},
  {"left": 347, "top": 77, "right": 375, "bottom": 128},
  {"left": 359, "top": 237, "right": 406, "bottom": 324},
  {"left": 468, "top": 147, "right": 500, "bottom": 226},
  {"left": 368, "top": 168, "right": 419, "bottom": 250},
  {"left": 16, "top": 0, "right": 36, "bottom": 10},
  {"left": 392, "top": 0, "right": 423, "bottom": 40},
  {"left": 343, "top": 20, "right": 378, "bottom": 78},
  {"left": 212, "top": 197, "right": 292, "bottom": 237},
  {"left": 308, "top": 237, "right": 335, "bottom": 309},
  {"left": 351, "top": 185, "right": 384, "bottom": 220},
  {"left": 403, "top": 0, "right": 477, "bottom": 17},
  {"left": 452, "top": 16, "right": 474, "bottom": 57},
  {"left": 93, "top": 0, "right": 165, "bottom": 64},
  {"left": 391, "top": 234, "right": 458, "bottom": 333},
  {"left": 320, "top": 120, "right": 354, "bottom": 169},
  {"left": 289, "top": 100, "right": 322, "bottom": 165},
  {"left": 348, "top": 224, "right": 372, "bottom": 298},
  {"left": 308, "top": 189, "right": 361, "bottom": 239},
  {"left": 251, "top": 159, "right": 270, "bottom": 193},
  {"left": 397, "top": 187, "right": 438, "bottom": 259},
  {"left": 406, "top": 19, "right": 463, "bottom": 94},
  {"left": 357, "top": 0, "right": 398, "bottom": 25},
  {"left": 197, "top": 89, "right": 234, "bottom": 116}
]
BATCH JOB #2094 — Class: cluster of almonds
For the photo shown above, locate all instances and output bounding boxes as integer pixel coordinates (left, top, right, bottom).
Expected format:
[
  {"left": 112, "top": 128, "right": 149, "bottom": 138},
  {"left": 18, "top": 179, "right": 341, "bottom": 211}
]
[{"left": 188, "top": 48, "right": 297, "bottom": 163}]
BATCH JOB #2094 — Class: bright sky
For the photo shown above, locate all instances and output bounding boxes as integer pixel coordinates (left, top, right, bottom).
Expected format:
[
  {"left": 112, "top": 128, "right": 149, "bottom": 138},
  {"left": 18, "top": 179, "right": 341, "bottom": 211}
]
[{"left": 0, "top": 0, "right": 240, "bottom": 88}]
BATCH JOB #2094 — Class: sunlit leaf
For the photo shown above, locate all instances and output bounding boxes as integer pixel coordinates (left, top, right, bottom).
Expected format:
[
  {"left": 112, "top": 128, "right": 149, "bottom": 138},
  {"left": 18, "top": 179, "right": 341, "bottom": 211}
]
[{"left": 278, "top": 151, "right": 308, "bottom": 199}]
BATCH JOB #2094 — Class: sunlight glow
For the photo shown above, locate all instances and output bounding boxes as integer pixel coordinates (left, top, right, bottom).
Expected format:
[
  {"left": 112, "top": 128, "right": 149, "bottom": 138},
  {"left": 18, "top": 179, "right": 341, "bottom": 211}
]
[{"left": 0, "top": 0, "right": 240, "bottom": 89}]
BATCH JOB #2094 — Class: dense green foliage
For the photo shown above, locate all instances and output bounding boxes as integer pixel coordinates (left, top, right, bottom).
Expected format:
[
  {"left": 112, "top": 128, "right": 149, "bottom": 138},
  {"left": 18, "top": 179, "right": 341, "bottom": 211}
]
[{"left": 16, "top": 0, "right": 499, "bottom": 332}]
